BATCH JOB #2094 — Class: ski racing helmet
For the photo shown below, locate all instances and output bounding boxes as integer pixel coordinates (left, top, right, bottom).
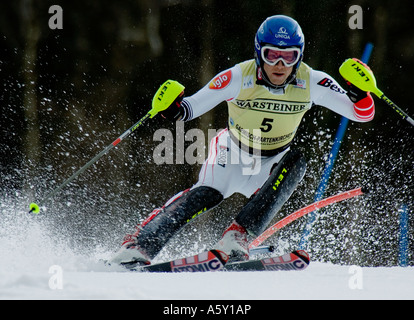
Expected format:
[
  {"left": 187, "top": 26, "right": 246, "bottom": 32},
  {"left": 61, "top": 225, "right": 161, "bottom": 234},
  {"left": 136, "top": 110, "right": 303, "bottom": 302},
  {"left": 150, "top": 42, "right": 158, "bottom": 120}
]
[{"left": 254, "top": 15, "right": 305, "bottom": 89}]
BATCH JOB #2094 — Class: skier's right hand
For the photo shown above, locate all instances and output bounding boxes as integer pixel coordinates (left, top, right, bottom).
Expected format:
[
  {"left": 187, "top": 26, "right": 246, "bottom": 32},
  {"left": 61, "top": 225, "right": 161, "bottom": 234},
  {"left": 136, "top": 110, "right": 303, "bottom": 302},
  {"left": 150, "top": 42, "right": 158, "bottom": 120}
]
[{"left": 160, "top": 90, "right": 185, "bottom": 121}]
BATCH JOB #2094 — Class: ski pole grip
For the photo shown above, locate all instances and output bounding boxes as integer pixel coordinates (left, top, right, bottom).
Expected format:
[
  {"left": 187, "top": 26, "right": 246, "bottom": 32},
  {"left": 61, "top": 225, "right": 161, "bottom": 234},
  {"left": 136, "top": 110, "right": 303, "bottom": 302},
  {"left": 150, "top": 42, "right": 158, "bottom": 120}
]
[{"left": 150, "top": 80, "right": 185, "bottom": 118}]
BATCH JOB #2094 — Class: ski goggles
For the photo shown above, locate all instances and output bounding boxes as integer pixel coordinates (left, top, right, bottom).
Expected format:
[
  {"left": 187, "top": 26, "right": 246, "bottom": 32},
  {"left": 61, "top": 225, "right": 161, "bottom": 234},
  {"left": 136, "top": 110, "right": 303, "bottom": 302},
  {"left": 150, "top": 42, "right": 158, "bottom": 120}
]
[{"left": 261, "top": 46, "right": 301, "bottom": 67}]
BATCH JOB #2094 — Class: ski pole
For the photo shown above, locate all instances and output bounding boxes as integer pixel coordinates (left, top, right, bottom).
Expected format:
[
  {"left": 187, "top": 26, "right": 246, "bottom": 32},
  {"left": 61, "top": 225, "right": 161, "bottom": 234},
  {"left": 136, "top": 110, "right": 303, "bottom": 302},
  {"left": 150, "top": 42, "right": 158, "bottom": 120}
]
[
  {"left": 339, "top": 58, "right": 414, "bottom": 127},
  {"left": 29, "top": 80, "right": 184, "bottom": 214},
  {"left": 249, "top": 187, "right": 367, "bottom": 249},
  {"left": 28, "top": 112, "right": 151, "bottom": 214}
]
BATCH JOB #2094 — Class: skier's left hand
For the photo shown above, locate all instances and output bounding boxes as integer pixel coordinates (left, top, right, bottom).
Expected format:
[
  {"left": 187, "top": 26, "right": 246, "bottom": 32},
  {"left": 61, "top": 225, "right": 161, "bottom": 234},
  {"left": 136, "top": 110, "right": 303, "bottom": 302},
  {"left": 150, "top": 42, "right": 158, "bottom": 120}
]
[
  {"left": 344, "top": 80, "right": 369, "bottom": 103},
  {"left": 342, "top": 58, "right": 371, "bottom": 102}
]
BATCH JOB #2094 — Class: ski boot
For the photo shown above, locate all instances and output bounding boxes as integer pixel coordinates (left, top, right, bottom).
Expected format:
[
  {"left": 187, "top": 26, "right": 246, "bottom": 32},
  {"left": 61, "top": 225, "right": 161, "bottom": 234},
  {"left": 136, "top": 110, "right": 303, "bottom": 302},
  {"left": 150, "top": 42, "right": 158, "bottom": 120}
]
[
  {"left": 214, "top": 221, "right": 249, "bottom": 262},
  {"left": 110, "top": 231, "right": 151, "bottom": 269}
]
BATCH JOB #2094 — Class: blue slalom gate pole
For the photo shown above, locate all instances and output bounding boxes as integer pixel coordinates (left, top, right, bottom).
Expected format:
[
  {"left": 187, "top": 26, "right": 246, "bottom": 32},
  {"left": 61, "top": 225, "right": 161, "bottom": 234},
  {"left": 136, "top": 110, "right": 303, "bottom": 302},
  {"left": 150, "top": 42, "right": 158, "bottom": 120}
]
[
  {"left": 299, "top": 43, "right": 374, "bottom": 250},
  {"left": 399, "top": 204, "right": 409, "bottom": 267}
]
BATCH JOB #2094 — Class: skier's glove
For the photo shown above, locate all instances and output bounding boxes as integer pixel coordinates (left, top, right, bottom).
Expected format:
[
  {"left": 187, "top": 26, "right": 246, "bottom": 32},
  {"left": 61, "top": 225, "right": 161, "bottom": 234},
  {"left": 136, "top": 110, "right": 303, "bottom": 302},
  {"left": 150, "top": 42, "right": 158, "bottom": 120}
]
[
  {"left": 344, "top": 80, "right": 369, "bottom": 103},
  {"left": 341, "top": 58, "right": 375, "bottom": 121},
  {"left": 160, "top": 91, "right": 185, "bottom": 121},
  {"left": 343, "top": 58, "right": 371, "bottom": 103}
]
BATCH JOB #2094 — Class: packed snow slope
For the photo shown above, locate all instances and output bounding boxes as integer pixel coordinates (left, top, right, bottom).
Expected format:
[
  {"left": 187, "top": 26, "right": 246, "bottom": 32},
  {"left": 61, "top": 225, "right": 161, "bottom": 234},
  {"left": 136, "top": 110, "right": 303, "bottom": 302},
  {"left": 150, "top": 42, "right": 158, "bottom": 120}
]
[
  {"left": 2, "top": 262, "right": 414, "bottom": 300},
  {"left": 1, "top": 214, "right": 413, "bottom": 300}
]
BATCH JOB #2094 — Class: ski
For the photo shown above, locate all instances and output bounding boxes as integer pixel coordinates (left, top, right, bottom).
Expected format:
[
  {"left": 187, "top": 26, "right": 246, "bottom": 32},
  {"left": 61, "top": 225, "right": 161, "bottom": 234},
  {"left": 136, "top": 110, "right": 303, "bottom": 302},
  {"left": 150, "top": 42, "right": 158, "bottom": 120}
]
[
  {"left": 136, "top": 249, "right": 229, "bottom": 273},
  {"left": 224, "top": 250, "right": 310, "bottom": 272},
  {"left": 121, "top": 249, "right": 310, "bottom": 273}
]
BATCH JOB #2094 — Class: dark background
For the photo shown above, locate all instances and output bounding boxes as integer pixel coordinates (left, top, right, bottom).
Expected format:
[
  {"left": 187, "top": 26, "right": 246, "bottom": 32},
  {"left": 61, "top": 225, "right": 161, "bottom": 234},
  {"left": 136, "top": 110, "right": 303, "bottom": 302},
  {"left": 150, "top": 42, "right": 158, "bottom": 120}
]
[{"left": 0, "top": 0, "right": 412, "bottom": 266}]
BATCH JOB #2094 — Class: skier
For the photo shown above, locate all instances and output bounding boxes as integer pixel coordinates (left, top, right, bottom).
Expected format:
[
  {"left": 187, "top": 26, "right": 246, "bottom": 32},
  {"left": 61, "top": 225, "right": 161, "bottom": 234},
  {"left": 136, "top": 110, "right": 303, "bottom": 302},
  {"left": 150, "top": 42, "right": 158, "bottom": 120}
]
[{"left": 111, "top": 15, "right": 375, "bottom": 266}]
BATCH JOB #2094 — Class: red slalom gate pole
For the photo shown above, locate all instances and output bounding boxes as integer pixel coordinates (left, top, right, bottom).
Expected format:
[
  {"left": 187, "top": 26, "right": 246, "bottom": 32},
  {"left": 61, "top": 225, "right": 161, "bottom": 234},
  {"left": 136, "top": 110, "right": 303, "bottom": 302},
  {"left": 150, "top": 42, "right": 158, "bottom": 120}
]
[{"left": 249, "top": 187, "right": 366, "bottom": 249}]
